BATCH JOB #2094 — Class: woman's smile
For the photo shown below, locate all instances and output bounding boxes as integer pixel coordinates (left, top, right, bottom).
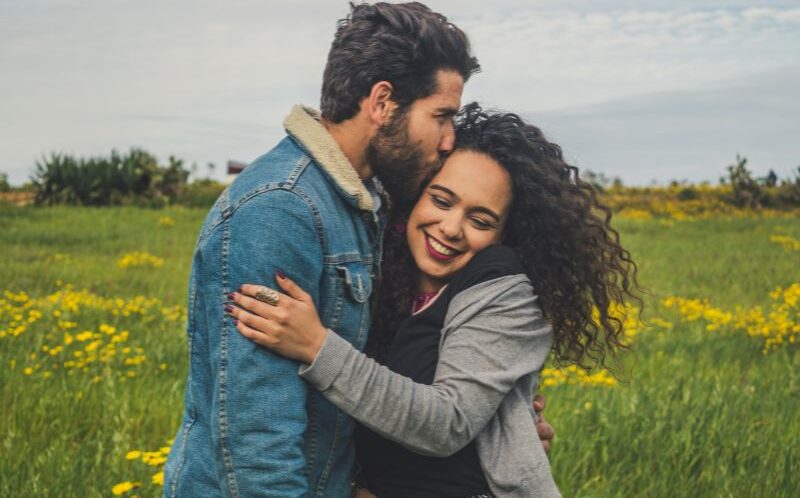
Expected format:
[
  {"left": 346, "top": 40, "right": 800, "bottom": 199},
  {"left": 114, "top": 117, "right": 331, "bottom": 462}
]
[{"left": 424, "top": 232, "right": 462, "bottom": 261}]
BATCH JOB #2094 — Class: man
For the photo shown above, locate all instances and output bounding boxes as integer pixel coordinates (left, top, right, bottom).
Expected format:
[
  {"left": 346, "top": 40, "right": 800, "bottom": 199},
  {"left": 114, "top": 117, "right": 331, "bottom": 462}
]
[{"left": 163, "top": 3, "right": 553, "bottom": 497}]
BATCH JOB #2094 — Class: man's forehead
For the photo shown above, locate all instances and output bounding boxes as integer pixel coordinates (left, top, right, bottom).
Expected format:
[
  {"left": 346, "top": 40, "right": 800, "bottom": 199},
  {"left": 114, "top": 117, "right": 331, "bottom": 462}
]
[{"left": 429, "top": 70, "right": 464, "bottom": 108}]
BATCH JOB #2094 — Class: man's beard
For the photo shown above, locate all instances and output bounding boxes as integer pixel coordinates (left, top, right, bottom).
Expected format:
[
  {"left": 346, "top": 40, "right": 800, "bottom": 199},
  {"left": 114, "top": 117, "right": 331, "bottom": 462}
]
[{"left": 366, "top": 110, "right": 442, "bottom": 214}]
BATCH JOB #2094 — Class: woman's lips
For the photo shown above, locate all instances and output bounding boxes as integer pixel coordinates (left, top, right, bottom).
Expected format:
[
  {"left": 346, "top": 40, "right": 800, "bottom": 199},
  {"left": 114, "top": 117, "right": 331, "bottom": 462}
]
[{"left": 424, "top": 233, "right": 461, "bottom": 262}]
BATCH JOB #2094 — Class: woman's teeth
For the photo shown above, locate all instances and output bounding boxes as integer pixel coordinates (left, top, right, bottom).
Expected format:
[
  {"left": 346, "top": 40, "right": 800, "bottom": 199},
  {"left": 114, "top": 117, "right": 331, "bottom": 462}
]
[{"left": 429, "top": 236, "right": 456, "bottom": 256}]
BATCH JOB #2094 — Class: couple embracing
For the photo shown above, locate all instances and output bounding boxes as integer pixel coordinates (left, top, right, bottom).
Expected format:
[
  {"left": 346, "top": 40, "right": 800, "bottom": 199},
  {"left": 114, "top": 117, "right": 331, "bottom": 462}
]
[{"left": 163, "top": 3, "right": 638, "bottom": 498}]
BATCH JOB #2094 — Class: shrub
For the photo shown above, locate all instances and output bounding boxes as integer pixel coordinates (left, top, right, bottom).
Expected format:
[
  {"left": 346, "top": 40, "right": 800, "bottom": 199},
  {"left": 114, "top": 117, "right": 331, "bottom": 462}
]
[
  {"left": 725, "top": 155, "right": 765, "bottom": 209},
  {"left": 174, "top": 179, "right": 226, "bottom": 208},
  {"left": 773, "top": 166, "right": 800, "bottom": 207},
  {"left": 677, "top": 187, "right": 699, "bottom": 201},
  {"left": 31, "top": 149, "right": 190, "bottom": 206}
]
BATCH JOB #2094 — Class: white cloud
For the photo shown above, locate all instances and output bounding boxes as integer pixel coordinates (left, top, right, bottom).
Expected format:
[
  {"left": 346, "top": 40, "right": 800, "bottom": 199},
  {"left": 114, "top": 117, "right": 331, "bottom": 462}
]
[
  {"left": 460, "top": 7, "right": 800, "bottom": 112},
  {"left": 0, "top": 1, "right": 798, "bottom": 184}
]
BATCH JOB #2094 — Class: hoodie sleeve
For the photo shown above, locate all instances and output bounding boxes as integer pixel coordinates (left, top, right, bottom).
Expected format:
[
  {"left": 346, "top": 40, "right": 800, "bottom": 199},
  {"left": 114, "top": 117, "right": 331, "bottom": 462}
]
[{"left": 298, "top": 274, "right": 553, "bottom": 457}]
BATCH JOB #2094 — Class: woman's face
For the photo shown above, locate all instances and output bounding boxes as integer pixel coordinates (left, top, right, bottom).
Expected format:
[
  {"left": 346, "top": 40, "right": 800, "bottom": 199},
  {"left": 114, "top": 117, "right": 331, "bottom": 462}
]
[{"left": 406, "top": 149, "right": 513, "bottom": 292}]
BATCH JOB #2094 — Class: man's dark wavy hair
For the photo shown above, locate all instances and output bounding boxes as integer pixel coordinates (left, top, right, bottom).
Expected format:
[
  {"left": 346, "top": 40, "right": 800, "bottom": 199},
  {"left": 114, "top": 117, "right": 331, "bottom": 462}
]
[
  {"left": 367, "top": 103, "right": 642, "bottom": 370},
  {"left": 320, "top": 2, "right": 480, "bottom": 123}
]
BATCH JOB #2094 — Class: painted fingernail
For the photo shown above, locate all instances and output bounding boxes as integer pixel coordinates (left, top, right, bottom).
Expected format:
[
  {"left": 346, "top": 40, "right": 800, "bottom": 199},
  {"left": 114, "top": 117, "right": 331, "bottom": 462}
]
[
  {"left": 276, "top": 270, "right": 286, "bottom": 279},
  {"left": 224, "top": 304, "right": 233, "bottom": 313},
  {"left": 232, "top": 318, "right": 238, "bottom": 325},
  {"left": 226, "top": 292, "right": 235, "bottom": 300}
]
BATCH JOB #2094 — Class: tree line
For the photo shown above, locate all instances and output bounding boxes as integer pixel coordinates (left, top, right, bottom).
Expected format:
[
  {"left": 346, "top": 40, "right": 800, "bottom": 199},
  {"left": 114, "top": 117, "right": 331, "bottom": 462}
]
[{"left": 1, "top": 150, "right": 798, "bottom": 209}]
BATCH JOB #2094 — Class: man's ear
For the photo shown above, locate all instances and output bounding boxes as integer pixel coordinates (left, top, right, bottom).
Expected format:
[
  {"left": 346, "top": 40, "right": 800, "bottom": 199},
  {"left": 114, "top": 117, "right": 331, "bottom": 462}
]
[{"left": 364, "top": 80, "right": 398, "bottom": 127}]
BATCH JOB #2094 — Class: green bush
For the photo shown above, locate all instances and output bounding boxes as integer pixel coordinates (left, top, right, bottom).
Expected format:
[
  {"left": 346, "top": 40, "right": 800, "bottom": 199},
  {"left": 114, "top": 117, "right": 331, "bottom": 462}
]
[
  {"left": 677, "top": 186, "right": 699, "bottom": 201},
  {"left": 772, "top": 167, "right": 800, "bottom": 207},
  {"left": 31, "top": 149, "right": 190, "bottom": 206},
  {"left": 175, "top": 179, "right": 226, "bottom": 208},
  {"left": 725, "top": 155, "right": 766, "bottom": 209}
]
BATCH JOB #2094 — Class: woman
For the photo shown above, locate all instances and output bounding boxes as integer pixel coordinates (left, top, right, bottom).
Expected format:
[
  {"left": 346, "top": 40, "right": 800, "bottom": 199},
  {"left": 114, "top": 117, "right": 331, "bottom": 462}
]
[{"left": 226, "top": 104, "right": 639, "bottom": 497}]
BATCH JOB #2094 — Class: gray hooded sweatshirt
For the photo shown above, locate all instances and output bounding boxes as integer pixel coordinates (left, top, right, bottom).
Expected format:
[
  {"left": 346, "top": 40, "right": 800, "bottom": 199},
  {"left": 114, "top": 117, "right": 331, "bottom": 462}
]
[{"left": 299, "top": 267, "right": 561, "bottom": 497}]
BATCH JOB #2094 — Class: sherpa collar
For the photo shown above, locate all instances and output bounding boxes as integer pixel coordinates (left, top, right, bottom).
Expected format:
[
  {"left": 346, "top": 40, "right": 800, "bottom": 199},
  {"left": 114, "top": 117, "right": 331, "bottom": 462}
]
[{"left": 283, "top": 105, "right": 373, "bottom": 212}]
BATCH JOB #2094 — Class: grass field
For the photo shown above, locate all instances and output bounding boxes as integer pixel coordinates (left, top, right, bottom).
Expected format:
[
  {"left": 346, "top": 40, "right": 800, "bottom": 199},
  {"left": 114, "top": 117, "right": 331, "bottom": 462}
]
[{"left": 1, "top": 206, "right": 798, "bottom": 497}]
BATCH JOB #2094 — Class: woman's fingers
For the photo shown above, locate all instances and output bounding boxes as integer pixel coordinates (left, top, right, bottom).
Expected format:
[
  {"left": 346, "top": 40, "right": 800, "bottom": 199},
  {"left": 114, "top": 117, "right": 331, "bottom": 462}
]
[
  {"left": 226, "top": 301, "right": 278, "bottom": 336},
  {"left": 238, "top": 283, "right": 288, "bottom": 305},
  {"left": 233, "top": 287, "right": 289, "bottom": 321},
  {"left": 533, "top": 393, "right": 546, "bottom": 414},
  {"left": 229, "top": 282, "right": 326, "bottom": 364},
  {"left": 535, "top": 415, "right": 555, "bottom": 453},
  {"left": 234, "top": 316, "right": 277, "bottom": 348},
  {"left": 275, "top": 273, "right": 312, "bottom": 303}
]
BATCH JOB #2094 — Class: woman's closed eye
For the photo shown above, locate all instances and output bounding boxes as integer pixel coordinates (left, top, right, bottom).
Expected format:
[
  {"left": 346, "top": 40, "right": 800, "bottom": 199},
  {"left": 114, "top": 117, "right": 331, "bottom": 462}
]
[
  {"left": 470, "top": 216, "right": 495, "bottom": 230},
  {"left": 430, "top": 194, "right": 451, "bottom": 208}
]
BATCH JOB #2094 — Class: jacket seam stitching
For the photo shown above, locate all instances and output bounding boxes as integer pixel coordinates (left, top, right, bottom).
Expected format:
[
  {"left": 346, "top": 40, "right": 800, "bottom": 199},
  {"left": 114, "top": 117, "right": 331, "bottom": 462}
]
[
  {"left": 219, "top": 210, "right": 241, "bottom": 498},
  {"left": 285, "top": 155, "right": 311, "bottom": 187},
  {"left": 290, "top": 186, "right": 328, "bottom": 255},
  {"left": 197, "top": 187, "right": 229, "bottom": 244},
  {"left": 166, "top": 417, "right": 194, "bottom": 498},
  {"left": 227, "top": 184, "right": 327, "bottom": 257}
]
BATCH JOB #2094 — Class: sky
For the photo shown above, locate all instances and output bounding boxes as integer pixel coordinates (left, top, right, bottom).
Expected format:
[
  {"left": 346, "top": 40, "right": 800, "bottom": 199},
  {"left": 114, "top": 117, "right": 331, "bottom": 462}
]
[{"left": 1, "top": 0, "right": 798, "bottom": 185}]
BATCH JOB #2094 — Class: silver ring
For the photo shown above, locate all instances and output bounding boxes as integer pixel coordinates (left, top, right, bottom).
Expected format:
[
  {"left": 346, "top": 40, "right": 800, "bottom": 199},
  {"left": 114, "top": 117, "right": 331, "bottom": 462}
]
[{"left": 254, "top": 286, "right": 280, "bottom": 306}]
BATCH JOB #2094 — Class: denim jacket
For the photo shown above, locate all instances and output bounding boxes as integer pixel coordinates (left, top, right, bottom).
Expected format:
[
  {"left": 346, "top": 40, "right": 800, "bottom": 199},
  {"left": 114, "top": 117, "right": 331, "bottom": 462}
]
[{"left": 163, "top": 105, "right": 386, "bottom": 498}]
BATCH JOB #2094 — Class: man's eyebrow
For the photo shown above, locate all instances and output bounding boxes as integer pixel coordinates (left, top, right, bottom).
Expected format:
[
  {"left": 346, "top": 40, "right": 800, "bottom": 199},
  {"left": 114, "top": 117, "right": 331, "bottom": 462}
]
[
  {"left": 435, "top": 107, "right": 458, "bottom": 117},
  {"left": 429, "top": 184, "right": 501, "bottom": 222}
]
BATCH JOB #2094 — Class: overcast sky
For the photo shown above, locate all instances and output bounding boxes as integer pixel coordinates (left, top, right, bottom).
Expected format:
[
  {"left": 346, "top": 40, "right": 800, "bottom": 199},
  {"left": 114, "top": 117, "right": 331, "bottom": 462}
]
[{"left": 2, "top": 0, "right": 798, "bottom": 185}]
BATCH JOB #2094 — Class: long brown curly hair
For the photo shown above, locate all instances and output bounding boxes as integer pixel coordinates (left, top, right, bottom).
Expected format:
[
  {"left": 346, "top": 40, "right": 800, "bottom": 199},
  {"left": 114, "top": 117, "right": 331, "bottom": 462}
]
[{"left": 366, "top": 102, "right": 641, "bottom": 370}]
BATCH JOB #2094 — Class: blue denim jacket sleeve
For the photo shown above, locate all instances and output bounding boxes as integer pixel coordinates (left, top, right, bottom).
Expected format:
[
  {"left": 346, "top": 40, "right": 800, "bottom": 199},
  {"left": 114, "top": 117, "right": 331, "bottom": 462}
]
[{"left": 221, "top": 188, "right": 323, "bottom": 497}]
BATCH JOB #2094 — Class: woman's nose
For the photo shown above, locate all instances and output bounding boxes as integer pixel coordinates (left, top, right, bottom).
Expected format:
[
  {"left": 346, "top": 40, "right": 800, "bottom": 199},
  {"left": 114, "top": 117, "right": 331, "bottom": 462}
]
[{"left": 438, "top": 214, "right": 462, "bottom": 241}]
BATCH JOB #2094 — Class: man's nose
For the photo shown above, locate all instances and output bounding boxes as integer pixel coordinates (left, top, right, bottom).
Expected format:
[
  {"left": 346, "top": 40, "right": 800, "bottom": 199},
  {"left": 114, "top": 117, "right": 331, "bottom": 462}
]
[{"left": 438, "top": 121, "right": 455, "bottom": 153}]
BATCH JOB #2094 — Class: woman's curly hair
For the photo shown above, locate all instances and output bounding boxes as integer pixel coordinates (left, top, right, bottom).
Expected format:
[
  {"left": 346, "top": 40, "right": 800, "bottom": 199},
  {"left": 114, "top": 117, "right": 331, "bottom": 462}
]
[{"left": 367, "top": 102, "right": 641, "bottom": 370}]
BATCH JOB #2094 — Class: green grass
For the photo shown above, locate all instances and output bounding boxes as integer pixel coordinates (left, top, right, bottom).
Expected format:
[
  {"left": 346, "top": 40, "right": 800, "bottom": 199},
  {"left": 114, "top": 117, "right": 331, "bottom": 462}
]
[
  {"left": 0, "top": 207, "right": 798, "bottom": 497},
  {"left": 547, "top": 217, "right": 800, "bottom": 497}
]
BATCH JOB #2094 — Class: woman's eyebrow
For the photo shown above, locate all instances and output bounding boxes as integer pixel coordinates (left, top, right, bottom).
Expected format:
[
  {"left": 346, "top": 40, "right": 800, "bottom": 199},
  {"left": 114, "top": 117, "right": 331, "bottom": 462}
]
[
  {"left": 429, "top": 184, "right": 458, "bottom": 198},
  {"left": 471, "top": 206, "right": 501, "bottom": 222},
  {"left": 429, "top": 184, "right": 501, "bottom": 221}
]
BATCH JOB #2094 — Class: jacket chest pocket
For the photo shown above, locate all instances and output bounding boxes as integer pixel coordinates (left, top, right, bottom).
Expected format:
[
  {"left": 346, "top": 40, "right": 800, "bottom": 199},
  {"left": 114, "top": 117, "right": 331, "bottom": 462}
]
[
  {"left": 319, "top": 262, "right": 373, "bottom": 346},
  {"left": 337, "top": 263, "right": 373, "bottom": 303}
]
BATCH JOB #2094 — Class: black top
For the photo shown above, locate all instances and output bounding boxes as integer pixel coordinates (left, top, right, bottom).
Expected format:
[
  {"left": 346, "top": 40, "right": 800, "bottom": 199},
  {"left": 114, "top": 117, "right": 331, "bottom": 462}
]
[{"left": 355, "top": 246, "right": 525, "bottom": 498}]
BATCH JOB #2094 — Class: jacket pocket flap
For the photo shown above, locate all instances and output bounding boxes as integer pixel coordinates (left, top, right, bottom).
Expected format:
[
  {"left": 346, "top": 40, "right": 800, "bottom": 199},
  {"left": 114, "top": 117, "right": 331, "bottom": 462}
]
[{"left": 336, "top": 263, "right": 373, "bottom": 303}]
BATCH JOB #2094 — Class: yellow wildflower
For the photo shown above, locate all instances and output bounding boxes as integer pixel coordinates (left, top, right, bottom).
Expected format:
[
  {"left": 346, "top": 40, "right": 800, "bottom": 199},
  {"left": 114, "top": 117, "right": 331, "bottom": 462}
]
[
  {"left": 111, "top": 481, "right": 140, "bottom": 495},
  {"left": 125, "top": 450, "right": 142, "bottom": 460},
  {"left": 158, "top": 216, "right": 176, "bottom": 227},
  {"left": 770, "top": 234, "right": 800, "bottom": 252},
  {"left": 117, "top": 252, "right": 164, "bottom": 269},
  {"left": 75, "top": 331, "right": 93, "bottom": 342}
]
